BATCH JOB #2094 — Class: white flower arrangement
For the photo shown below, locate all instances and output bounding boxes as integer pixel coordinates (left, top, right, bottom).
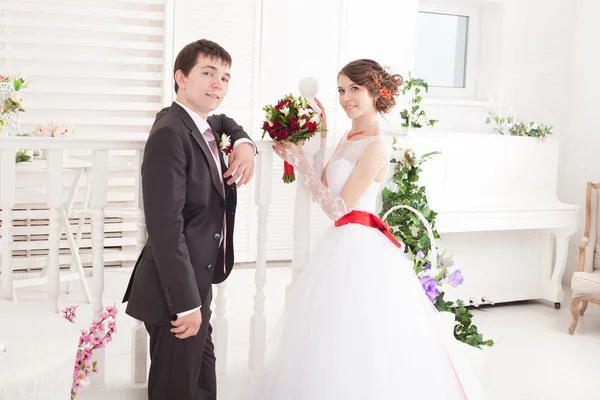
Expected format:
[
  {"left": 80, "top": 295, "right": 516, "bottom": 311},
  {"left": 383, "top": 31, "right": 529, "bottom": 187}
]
[{"left": 485, "top": 109, "right": 552, "bottom": 140}]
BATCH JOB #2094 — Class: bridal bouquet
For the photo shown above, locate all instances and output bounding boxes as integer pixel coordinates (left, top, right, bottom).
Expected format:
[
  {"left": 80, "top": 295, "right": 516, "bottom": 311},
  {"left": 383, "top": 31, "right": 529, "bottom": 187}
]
[{"left": 261, "top": 93, "right": 321, "bottom": 183}]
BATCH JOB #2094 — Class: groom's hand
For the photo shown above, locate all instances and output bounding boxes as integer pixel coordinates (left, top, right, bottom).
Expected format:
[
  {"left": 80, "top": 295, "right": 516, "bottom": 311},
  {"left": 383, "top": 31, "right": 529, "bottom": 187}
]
[
  {"left": 224, "top": 142, "right": 255, "bottom": 187},
  {"left": 170, "top": 309, "right": 202, "bottom": 339}
]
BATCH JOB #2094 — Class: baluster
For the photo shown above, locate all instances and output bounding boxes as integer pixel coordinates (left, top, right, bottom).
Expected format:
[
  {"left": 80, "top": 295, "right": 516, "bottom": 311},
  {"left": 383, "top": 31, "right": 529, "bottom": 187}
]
[
  {"left": 213, "top": 281, "right": 228, "bottom": 374},
  {"left": 0, "top": 148, "right": 16, "bottom": 301},
  {"left": 89, "top": 149, "right": 108, "bottom": 388},
  {"left": 46, "top": 149, "right": 63, "bottom": 313},
  {"left": 249, "top": 145, "right": 273, "bottom": 370},
  {"left": 286, "top": 179, "right": 312, "bottom": 300},
  {"left": 131, "top": 149, "right": 148, "bottom": 384}
]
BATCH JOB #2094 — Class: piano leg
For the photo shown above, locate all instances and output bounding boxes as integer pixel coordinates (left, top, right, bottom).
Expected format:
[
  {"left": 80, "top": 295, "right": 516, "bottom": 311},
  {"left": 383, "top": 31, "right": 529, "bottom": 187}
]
[{"left": 542, "top": 227, "right": 576, "bottom": 308}]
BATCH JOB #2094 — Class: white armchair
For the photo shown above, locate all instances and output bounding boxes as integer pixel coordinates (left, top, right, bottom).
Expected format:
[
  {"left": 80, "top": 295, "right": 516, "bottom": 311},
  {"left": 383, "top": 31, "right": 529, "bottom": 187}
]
[{"left": 569, "top": 182, "right": 600, "bottom": 334}]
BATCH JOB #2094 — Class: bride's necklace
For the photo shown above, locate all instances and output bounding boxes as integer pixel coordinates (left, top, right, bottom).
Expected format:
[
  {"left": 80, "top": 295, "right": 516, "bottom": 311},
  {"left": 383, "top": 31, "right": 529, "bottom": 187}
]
[{"left": 347, "top": 121, "right": 379, "bottom": 140}]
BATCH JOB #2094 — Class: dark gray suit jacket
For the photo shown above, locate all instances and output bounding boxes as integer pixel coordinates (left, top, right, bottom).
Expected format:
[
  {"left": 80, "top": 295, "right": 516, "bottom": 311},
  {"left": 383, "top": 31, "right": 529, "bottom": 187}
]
[{"left": 123, "top": 102, "right": 254, "bottom": 325}]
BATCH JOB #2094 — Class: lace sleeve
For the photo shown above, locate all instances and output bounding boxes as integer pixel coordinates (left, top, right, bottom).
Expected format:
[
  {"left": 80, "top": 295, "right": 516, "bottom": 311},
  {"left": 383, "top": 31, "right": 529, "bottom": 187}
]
[
  {"left": 312, "top": 137, "right": 327, "bottom": 181},
  {"left": 287, "top": 150, "right": 349, "bottom": 221}
]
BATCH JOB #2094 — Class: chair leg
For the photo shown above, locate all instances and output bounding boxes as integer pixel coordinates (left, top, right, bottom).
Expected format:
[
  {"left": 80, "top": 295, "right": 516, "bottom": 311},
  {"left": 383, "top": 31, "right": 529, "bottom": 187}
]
[
  {"left": 569, "top": 297, "right": 581, "bottom": 335},
  {"left": 580, "top": 300, "right": 589, "bottom": 316}
]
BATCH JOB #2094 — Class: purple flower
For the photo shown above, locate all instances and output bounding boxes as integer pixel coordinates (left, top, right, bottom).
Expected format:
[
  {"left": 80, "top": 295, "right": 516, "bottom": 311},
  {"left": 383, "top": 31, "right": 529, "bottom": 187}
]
[
  {"left": 420, "top": 276, "right": 440, "bottom": 303},
  {"left": 422, "top": 262, "right": 432, "bottom": 271},
  {"left": 416, "top": 250, "right": 425, "bottom": 259},
  {"left": 447, "top": 270, "right": 464, "bottom": 288}
]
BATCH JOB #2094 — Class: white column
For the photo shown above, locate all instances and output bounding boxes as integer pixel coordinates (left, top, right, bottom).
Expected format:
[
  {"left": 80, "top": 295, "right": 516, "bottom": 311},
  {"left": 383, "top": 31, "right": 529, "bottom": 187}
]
[
  {"left": 249, "top": 142, "right": 273, "bottom": 370},
  {"left": 0, "top": 148, "right": 16, "bottom": 301},
  {"left": 90, "top": 149, "right": 108, "bottom": 388},
  {"left": 46, "top": 149, "right": 64, "bottom": 313},
  {"left": 131, "top": 149, "right": 148, "bottom": 384}
]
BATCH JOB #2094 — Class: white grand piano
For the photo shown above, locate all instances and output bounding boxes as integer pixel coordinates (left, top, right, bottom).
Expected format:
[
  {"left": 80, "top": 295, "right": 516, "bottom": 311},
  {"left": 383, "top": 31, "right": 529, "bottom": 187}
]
[{"left": 390, "top": 132, "right": 579, "bottom": 309}]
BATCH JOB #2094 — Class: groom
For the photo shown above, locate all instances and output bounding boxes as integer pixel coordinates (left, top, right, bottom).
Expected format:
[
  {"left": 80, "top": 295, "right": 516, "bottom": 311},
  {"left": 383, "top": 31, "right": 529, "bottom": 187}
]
[{"left": 123, "top": 39, "right": 256, "bottom": 400}]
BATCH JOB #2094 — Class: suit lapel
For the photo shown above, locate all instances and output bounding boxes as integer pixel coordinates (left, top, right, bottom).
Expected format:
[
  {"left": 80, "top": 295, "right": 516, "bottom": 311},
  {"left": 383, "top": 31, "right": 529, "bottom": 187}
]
[{"left": 170, "top": 102, "right": 225, "bottom": 200}]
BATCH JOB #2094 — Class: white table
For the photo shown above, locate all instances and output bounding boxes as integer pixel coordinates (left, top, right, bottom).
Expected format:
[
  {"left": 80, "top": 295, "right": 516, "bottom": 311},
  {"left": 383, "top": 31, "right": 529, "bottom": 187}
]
[{"left": 0, "top": 300, "right": 80, "bottom": 399}]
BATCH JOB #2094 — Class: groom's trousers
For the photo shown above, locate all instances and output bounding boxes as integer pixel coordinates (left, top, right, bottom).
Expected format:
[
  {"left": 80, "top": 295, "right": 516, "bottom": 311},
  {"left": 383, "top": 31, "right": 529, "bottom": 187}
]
[{"left": 144, "top": 289, "right": 216, "bottom": 400}]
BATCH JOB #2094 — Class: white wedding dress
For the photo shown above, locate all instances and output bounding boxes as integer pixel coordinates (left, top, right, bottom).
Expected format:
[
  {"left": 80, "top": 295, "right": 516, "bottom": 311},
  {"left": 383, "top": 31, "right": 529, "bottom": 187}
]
[{"left": 258, "top": 134, "right": 488, "bottom": 400}]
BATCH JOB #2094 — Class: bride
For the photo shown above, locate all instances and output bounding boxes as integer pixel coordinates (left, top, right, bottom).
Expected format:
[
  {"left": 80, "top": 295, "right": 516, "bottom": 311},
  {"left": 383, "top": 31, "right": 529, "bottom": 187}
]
[{"left": 263, "top": 59, "right": 488, "bottom": 400}]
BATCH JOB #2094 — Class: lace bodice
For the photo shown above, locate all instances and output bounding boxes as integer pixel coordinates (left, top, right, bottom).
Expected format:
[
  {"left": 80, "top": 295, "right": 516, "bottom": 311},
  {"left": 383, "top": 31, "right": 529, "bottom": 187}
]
[
  {"left": 326, "top": 134, "right": 388, "bottom": 213},
  {"left": 283, "top": 132, "right": 389, "bottom": 221}
]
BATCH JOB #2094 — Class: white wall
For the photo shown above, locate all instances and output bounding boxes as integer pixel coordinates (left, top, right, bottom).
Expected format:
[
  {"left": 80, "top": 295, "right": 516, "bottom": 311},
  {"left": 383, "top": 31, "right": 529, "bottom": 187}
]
[
  {"left": 487, "top": 0, "right": 583, "bottom": 282},
  {"left": 342, "top": 0, "right": 420, "bottom": 133},
  {"left": 498, "top": 0, "right": 574, "bottom": 132},
  {"left": 559, "top": 0, "right": 600, "bottom": 281}
]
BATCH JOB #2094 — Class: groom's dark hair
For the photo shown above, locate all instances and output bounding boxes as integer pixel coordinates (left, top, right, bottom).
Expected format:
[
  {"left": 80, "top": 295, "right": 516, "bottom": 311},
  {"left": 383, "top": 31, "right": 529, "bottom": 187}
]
[{"left": 173, "top": 39, "right": 232, "bottom": 93}]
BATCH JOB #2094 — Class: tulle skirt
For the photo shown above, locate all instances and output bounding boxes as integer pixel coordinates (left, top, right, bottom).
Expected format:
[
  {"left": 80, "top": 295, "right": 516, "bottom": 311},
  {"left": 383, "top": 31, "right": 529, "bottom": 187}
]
[{"left": 256, "top": 222, "right": 488, "bottom": 400}]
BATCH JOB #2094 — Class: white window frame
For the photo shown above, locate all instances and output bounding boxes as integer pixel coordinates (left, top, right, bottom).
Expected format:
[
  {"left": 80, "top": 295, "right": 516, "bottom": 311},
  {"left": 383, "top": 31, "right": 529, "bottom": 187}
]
[{"left": 417, "top": 1, "right": 480, "bottom": 98}]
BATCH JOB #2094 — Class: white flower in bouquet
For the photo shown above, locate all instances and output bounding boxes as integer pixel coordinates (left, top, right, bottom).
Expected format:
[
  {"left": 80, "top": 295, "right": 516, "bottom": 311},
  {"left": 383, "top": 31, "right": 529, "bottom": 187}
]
[{"left": 297, "top": 107, "right": 310, "bottom": 118}]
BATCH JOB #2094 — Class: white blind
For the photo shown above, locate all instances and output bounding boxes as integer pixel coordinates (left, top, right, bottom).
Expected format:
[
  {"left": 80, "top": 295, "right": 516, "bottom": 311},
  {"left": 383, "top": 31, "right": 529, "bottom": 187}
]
[
  {"left": 171, "top": 0, "right": 261, "bottom": 262},
  {"left": 0, "top": 0, "right": 165, "bottom": 137},
  {"left": 0, "top": 0, "right": 166, "bottom": 269}
]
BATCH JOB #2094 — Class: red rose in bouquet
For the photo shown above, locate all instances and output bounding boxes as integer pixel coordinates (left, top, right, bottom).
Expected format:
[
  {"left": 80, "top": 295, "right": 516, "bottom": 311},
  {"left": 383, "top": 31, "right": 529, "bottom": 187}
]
[{"left": 261, "top": 93, "right": 321, "bottom": 183}]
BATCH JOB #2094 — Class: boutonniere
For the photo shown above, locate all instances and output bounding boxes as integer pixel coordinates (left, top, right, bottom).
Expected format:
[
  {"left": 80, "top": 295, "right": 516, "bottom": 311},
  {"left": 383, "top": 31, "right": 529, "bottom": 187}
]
[{"left": 214, "top": 132, "right": 232, "bottom": 155}]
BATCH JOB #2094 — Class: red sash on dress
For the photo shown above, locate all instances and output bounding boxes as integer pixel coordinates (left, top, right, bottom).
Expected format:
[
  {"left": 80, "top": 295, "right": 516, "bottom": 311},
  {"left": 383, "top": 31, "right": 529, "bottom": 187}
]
[{"left": 334, "top": 210, "right": 402, "bottom": 249}]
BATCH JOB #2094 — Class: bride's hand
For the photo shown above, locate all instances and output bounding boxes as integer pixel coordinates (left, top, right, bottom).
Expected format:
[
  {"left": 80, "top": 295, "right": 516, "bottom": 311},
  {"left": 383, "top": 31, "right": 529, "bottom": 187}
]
[
  {"left": 273, "top": 141, "right": 303, "bottom": 164},
  {"left": 314, "top": 97, "right": 327, "bottom": 139}
]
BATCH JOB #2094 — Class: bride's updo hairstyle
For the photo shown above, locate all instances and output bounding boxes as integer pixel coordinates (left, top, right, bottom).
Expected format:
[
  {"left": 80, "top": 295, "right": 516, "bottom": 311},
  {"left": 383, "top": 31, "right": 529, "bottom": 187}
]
[{"left": 338, "top": 59, "right": 404, "bottom": 114}]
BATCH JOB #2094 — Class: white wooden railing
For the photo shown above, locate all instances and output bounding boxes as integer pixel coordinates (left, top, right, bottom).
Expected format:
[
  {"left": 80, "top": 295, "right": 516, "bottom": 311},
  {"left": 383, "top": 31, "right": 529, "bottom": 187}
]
[
  {"left": 0, "top": 136, "right": 321, "bottom": 388},
  {"left": 0, "top": 134, "right": 147, "bottom": 388}
]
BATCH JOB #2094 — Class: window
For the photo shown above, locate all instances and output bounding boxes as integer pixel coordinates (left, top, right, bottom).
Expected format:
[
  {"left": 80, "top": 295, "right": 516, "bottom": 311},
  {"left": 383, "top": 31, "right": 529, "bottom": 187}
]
[{"left": 414, "top": 2, "right": 479, "bottom": 97}]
